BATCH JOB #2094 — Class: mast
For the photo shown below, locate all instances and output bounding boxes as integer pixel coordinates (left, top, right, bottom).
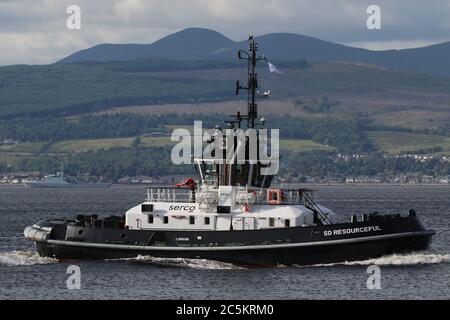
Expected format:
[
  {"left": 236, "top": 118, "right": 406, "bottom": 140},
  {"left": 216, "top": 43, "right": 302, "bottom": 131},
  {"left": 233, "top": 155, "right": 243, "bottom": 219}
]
[
  {"left": 201, "top": 35, "right": 274, "bottom": 188},
  {"left": 236, "top": 35, "right": 266, "bottom": 129},
  {"left": 222, "top": 35, "right": 274, "bottom": 188}
]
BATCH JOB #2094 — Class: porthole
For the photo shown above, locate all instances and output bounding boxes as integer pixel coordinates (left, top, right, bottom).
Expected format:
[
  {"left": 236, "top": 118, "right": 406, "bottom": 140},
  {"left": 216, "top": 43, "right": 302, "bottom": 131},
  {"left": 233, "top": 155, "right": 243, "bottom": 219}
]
[
  {"left": 120, "top": 233, "right": 127, "bottom": 239},
  {"left": 77, "top": 229, "right": 84, "bottom": 236}
]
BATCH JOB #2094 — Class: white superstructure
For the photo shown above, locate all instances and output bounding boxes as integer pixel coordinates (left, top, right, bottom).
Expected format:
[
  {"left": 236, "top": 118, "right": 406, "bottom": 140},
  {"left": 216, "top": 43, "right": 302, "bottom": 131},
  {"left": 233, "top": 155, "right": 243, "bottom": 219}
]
[{"left": 125, "top": 160, "right": 337, "bottom": 232}]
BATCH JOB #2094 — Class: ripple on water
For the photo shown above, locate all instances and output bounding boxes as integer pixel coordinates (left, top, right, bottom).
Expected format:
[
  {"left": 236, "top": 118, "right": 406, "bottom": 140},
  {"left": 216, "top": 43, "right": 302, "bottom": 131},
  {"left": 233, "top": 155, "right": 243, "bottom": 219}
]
[
  {"left": 0, "top": 251, "right": 57, "bottom": 266},
  {"left": 109, "top": 255, "right": 243, "bottom": 270},
  {"left": 297, "top": 253, "right": 450, "bottom": 267}
]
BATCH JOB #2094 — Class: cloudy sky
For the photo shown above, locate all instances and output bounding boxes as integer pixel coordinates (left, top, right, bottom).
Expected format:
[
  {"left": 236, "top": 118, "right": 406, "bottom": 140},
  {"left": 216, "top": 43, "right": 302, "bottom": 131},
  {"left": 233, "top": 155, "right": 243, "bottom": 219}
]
[{"left": 0, "top": 0, "right": 449, "bottom": 65}]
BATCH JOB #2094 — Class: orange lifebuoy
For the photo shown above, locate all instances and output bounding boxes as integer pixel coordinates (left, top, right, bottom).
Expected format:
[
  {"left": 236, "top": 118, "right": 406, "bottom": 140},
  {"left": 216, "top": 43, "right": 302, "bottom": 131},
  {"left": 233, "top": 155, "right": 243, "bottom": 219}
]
[{"left": 267, "top": 189, "right": 283, "bottom": 205}]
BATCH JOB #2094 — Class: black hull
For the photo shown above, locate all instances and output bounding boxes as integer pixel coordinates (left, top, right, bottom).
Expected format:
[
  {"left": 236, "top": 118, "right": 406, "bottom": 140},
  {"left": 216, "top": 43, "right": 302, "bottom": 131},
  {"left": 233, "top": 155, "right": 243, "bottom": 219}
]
[
  {"left": 28, "top": 215, "right": 435, "bottom": 266},
  {"left": 35, "top": 232, "right": 433, "bottom": 266}
]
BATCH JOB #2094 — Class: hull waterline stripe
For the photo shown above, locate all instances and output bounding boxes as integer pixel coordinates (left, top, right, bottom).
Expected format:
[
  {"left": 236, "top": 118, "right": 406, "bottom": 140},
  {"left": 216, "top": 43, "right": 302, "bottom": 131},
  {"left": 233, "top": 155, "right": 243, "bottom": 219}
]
[{"left": 42, "top": 231, "right": 435, "bottom": 252}]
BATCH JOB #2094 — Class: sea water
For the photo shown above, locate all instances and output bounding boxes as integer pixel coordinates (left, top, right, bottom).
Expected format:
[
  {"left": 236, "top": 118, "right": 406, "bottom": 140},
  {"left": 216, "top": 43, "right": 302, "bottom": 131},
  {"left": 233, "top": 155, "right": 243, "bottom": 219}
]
[{"left": 0, "top": 184, "right": 448, "bottom": 299}]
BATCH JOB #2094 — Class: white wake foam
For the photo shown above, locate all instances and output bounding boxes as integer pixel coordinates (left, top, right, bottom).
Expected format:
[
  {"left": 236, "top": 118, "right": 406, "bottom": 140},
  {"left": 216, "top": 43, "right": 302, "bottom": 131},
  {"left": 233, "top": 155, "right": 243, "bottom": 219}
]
[
  {"left": 306, "top": 253, "right": 450, "bottom": 267},
  {"left": 124, "top": 255, "right": 242, "bottom": 270},
  {"left": 0, "top": 251, "right": 57, "bottom": 266}
]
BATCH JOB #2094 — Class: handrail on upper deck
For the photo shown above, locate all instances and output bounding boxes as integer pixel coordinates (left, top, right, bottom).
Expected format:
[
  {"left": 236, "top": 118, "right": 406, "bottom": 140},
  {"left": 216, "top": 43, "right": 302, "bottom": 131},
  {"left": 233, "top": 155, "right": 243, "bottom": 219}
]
[{"left": 146, "top": 187, "right": 195, "bottom": 203}]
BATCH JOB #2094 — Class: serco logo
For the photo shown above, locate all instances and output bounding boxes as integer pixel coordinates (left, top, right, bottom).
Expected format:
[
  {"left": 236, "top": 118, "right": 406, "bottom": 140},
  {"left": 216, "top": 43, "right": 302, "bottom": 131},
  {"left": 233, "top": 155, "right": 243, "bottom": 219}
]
[{"left": 169, "top": 205, "right": 196, "bottom": 213}]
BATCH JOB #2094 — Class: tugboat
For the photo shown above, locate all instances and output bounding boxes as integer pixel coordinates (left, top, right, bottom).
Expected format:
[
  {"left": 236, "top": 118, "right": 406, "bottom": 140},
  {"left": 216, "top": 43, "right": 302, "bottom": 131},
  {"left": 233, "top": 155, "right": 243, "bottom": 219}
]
[{"left": 24, "top": 36, "right": 435, "bottom": 266}]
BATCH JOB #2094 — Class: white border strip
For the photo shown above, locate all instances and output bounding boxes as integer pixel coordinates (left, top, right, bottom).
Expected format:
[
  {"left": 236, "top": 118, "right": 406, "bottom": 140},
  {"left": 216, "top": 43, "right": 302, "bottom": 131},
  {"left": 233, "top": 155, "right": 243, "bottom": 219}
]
[{"left": 45, "top": 231, "right": 435, "bottom": 252}]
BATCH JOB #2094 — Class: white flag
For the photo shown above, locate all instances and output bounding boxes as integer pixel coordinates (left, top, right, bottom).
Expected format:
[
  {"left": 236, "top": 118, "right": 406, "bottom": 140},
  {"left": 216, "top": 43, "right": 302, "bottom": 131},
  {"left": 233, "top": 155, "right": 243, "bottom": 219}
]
[{"left": 268, "top": 62, "right": 283, "bottom": 74}]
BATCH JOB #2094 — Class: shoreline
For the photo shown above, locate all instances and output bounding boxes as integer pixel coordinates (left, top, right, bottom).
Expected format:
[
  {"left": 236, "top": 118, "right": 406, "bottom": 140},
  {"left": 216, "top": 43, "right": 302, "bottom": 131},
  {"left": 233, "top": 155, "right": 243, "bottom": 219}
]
[{"left": 1, "top": 183, "right": 450, "bottom": 187}]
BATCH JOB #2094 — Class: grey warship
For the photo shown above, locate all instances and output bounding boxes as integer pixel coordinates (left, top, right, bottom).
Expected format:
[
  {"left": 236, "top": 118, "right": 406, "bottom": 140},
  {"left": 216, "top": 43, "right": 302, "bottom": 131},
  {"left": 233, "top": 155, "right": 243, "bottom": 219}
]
[{"left": 23, "top": 167, "right": 111, "bottom": 189}]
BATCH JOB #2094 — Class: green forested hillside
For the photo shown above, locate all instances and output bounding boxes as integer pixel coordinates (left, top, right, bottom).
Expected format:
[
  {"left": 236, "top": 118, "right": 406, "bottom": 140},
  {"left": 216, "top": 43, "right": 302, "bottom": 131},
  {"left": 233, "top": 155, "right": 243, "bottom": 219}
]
[
  {"left": 0, "top": 62, "right": 232, "bottom": 118},
  {"left": 0, "top": 113, "right": 373, "bottom": 153},
  {"left": 1, "top": 58, "right": 450, "bottom": 118},
  {"left": 1, "top": 57, "right": 450, "bottom": 180}
]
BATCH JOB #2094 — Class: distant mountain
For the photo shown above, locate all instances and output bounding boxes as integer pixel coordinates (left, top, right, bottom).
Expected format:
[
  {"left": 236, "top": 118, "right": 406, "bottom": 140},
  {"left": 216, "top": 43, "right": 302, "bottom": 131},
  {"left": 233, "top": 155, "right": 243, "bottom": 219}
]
[
  {"left": 211, "top": 33, "right": 370, "bottom": 61},
  {"left": 58, "top": 28, "right": 450, "bottom": 78},
  {"left": 58, "top": 28, "right": 236, "bottom": 63},
  {"left": 213, "top": 33, "right": 450, "bottom": 78}
]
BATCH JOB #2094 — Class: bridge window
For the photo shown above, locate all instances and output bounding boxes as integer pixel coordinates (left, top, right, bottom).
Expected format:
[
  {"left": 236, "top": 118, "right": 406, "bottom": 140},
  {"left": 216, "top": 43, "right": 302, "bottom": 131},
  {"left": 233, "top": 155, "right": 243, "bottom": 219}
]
[
  {"left": 217, "top": 206, "right": 230, "bottom": 214},
  {"left": 189, "top": 216, "right": 195, "bottom": 225},
  {"left": 142, "top": 204, "right": 154, "bottom": 213},
  {"left": 148, "top": 215, "right": 154, "bottom": 224}
]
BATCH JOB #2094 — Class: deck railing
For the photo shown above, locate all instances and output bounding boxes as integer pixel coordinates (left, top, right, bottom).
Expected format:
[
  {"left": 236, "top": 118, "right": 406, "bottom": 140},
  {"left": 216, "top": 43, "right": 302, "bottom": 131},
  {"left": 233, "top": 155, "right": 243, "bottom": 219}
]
[
  {"left": 146, "top": 187, "right": 195, "bottom": 203},
  {"left": 145, "top": 186, "right": 317, "bottom": 207}
]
